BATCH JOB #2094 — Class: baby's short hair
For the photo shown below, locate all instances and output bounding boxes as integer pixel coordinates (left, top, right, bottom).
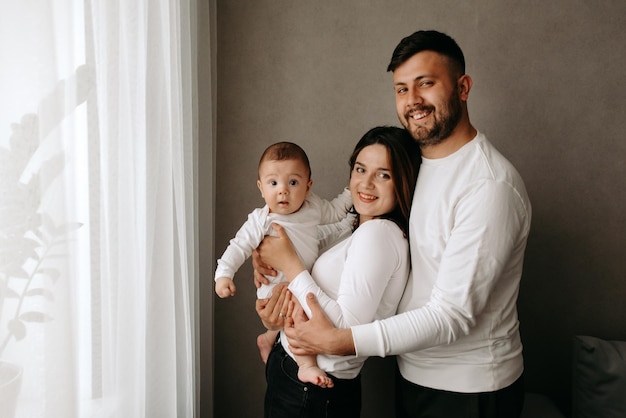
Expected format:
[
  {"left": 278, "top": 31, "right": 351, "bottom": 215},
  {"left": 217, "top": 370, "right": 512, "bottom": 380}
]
[{"left": 259, "top": 142, "right": 311, "bottom": 178}]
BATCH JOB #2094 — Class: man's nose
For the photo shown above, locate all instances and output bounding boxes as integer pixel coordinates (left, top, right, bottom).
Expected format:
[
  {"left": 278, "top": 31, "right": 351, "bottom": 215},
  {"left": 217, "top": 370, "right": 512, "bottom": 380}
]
[{"left": 408, "top": 86, "right": 422, "bottom": 106}]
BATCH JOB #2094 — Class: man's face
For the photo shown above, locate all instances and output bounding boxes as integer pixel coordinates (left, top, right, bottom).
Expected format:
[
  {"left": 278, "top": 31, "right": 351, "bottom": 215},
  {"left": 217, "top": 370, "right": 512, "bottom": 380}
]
[{"left": 393, "top": 51, "right": 463, "bottom": 147}]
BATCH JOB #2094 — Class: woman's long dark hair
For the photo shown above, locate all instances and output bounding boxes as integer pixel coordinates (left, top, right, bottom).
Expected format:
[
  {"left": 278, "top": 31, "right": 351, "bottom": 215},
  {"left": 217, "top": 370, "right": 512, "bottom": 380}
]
[{"left": 349, "top": 126, "right": 421, "bottom": 237}]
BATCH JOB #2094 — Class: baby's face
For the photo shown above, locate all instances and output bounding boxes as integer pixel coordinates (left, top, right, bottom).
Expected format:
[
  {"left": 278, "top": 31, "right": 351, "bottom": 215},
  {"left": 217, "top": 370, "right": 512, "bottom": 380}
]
[{"left": 257, "top": 159, "right": 312, "bottom": 215}]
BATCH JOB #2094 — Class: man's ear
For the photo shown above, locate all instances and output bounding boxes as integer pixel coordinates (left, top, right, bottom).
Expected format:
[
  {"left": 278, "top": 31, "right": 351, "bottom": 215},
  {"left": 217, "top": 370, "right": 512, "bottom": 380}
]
[
  {"left": 458, "top": 74, "right": 473, "bottom": 101},
  {"left": 257, "top": 180, "right": 264, "bottom": 197}
]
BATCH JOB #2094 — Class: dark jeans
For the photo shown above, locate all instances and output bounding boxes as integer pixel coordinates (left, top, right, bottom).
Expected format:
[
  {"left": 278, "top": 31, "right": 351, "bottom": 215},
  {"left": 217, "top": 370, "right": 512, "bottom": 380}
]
[
  {"left": 395, "top": 367, "right": 525, "bottom": 418},
  {"left": 264, "top": 339, "right": 362, "bottom": 418}
]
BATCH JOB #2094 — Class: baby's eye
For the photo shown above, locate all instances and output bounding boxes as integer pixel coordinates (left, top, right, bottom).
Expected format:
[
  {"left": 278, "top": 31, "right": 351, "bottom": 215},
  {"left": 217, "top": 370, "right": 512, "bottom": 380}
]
[
  {"left": 270, "top": 180, "right": 277, "bottom": 186},
  {"left": 289, "top": 180, "right": 298, "bottom": 186}
]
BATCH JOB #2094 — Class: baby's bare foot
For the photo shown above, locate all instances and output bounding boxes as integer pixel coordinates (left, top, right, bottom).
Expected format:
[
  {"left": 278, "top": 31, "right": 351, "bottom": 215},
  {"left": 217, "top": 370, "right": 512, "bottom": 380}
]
[{"left": 298, "top": 365, "right": 334, "bottom": 388}]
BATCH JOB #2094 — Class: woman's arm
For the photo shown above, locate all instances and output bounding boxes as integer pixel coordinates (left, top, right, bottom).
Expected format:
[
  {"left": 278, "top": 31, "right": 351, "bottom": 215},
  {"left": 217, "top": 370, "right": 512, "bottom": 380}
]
[
  {"left": 251, "top": 249, "right": 277, "bottom": 288},
  {"left": 252, "top": 227, "right": 301, "bottom": 330},
  {"left": 257, "top": 224, "right": 307, "bottom": 281},
  {"left": 289, "top": 220, "right": 408, "bottom": 329}
]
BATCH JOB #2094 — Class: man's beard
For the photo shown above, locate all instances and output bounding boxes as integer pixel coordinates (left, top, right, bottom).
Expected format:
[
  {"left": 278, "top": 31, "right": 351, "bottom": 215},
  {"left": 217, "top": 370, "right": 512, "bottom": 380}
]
[{"left": 403, "top": 88, "right": 463, "bottom": 148}]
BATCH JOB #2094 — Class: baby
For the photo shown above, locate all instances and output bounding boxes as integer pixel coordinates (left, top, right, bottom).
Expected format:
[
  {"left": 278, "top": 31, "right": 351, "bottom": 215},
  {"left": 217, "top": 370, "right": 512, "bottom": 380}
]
[{"left": 214, "top": 141, "right": 353, "bottom": 388}]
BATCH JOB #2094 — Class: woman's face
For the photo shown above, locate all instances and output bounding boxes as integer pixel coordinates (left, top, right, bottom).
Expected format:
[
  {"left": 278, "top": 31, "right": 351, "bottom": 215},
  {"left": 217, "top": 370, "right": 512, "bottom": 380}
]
[{"left": 349, "top": 144, "right": 397, "bottom": 224}]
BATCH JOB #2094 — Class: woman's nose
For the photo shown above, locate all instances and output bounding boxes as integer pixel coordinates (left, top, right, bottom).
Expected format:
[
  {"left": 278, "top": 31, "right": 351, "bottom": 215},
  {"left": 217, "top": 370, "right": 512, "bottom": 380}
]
[{"left": 363, "top": 175, "right": 374, "bottom": 188}]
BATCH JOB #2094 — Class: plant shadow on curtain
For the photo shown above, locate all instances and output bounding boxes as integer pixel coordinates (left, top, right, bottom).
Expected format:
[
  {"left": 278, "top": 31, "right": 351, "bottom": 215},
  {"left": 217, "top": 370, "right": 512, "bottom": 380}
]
[{"left": 0, "top": 1, "right": 198, "bottom": 417}]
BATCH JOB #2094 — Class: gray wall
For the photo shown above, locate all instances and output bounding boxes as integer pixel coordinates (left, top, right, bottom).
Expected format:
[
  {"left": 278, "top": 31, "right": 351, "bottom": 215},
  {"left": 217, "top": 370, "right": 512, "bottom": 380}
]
[{"left": 204, "top": 1, "right": 626, "bottom": 416}]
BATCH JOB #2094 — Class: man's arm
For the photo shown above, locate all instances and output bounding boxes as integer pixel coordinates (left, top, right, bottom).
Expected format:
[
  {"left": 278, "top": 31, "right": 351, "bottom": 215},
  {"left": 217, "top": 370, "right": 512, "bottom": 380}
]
[{"left": 284, "top": 292, "right": 356, "bottom": 356}]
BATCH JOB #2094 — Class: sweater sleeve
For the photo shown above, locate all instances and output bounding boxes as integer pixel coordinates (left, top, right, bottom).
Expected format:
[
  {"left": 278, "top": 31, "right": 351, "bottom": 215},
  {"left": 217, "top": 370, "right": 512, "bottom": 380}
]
[
  {"left": 312, "top": 187, "right": 353, "bottom": 224},
  {"left": 317, "top": 213, "right": 356, "bottom": 252},
  {"left": 289, "top": 220, "right": 408, "bottom": 328},
  {"left": 352, "top": 179, "right": 531, "bottom": 357},
  {"left": 214, "top": 209, "right": 267, "bottom": 280}
]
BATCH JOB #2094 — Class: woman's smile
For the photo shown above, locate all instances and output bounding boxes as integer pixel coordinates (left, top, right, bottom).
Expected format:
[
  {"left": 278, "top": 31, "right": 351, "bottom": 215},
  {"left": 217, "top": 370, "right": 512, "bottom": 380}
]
[{"left": 357, "top": 192, "right": 378, "bottom": 202}]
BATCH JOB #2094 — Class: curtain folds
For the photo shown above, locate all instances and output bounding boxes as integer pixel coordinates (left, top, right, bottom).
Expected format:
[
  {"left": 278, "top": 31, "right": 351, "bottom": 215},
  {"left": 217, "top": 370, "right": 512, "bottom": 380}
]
[{"left": 0, "top": 0, "right": 199, "bottom": 417}]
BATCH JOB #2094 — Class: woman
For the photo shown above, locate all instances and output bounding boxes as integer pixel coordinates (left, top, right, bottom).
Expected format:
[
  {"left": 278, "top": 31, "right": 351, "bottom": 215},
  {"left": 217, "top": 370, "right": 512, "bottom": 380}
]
[{"left": 256, "top": 126, "right": 421, "bottom": 418}]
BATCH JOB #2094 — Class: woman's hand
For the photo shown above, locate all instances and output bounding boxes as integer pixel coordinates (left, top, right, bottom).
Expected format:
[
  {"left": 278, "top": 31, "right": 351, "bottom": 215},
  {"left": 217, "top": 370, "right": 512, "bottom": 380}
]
[
  {"left": 258, "top": 224, "right": 306, "bottom": 280},
  {"left": 252, "top": 249, "right": 276, "bottom": 289},
  {"left": 255, "top": 284, "right": 293, "bottom": 331}
]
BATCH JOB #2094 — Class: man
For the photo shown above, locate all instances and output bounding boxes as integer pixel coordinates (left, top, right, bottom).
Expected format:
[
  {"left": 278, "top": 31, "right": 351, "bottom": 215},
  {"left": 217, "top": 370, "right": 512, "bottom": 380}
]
[{"left": 257, "top": 30, "right": 531, "bottom": 418}]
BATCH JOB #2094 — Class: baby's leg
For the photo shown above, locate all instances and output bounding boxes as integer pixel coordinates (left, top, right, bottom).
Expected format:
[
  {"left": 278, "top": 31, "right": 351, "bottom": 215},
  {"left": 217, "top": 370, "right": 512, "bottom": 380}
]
[
  {"left": 256, "top": 282, "right": 282, "bottom": 364},
  {"left": 294, "top": 353, "right": 334, "bottom": 388},
  {"left": 286, "top": 297, "right": 333, "bottom": 387},
  {"left": 257, "top": 329, "right": 278, "bottom": 364}
]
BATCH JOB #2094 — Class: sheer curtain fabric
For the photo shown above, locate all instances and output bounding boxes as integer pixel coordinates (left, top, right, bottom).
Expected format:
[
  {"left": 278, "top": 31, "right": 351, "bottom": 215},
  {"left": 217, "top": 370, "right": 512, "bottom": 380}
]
[{"left": 0, "top": 0, "right": 198, "bottom": 417}]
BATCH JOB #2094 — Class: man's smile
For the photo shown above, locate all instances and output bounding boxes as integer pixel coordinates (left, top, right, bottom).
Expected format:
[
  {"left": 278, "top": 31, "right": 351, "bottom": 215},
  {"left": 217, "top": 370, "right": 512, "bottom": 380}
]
[{"left": 408, "top": 107, "right": 433, "bottom": 121}]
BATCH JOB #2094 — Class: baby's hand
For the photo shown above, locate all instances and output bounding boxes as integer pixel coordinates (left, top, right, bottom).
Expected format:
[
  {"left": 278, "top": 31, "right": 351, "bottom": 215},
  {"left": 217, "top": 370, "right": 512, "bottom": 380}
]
[{"left": 215, "top": 277, "right": 236, "bottom": 298}]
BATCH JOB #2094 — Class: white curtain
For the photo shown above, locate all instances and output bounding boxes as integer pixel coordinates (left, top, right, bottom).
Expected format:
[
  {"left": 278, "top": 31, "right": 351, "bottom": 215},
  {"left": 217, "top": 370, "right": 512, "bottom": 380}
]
[{"left": 0, "top": 0, "right": 199, "bottom": 417}]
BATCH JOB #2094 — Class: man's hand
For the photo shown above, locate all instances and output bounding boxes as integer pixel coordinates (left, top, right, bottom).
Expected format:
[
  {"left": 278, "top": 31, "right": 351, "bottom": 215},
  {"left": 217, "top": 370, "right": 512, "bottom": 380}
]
[
  {"left": 252, "top": 249, "right": 276, "bottom": 289},
  {"left": 284, "top": 292, "right": 356, "bottom": 356},
  {"left": 255, "top": 284, "right": 293, "bottom": 331}
]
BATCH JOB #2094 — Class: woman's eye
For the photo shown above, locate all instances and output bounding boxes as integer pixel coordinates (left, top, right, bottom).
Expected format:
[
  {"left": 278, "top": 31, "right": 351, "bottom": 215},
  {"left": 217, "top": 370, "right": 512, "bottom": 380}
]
[
  {"left": 378, "top": 172, "right": 391, "bottom": 179},
  {"left": 355, "top": 167, "right": 365, "bottom": 174}
]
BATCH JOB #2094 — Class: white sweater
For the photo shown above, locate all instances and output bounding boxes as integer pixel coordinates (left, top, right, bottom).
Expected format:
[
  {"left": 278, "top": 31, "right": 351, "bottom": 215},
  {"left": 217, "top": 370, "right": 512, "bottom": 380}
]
[
  {"left": 352, "top": 132, "right": 532, "bottom": 393},
  {"left": 288, "top": 219, "right": 410, "bottom": 379},
  {"left": 214, "top": 189, "right": 352, "bottom": 298}
]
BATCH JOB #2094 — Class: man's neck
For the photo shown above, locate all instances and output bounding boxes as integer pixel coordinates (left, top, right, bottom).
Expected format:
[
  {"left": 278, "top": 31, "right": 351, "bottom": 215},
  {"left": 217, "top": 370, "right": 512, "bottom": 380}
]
[{"left": 420, "top": 123, "right": 477, "bottom": 159}]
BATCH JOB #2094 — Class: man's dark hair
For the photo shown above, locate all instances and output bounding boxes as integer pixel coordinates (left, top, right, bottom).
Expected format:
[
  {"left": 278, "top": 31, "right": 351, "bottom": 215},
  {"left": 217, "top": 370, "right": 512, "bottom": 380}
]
[{"left": 387, "top": 30, "right": 465, "bottom": 78}]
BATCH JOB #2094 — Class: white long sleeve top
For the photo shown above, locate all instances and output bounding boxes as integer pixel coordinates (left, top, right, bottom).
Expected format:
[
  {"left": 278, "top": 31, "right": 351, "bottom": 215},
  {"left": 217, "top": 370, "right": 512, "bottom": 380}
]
[
  {"left": 287, "top": 219, "right": 410, "bottom": 379},
  {"left": 352, "top": 132, "right": 532, "bottom": 393},
  {"left": 215, "top": 189, "right": 352, "bottom": 298}
]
